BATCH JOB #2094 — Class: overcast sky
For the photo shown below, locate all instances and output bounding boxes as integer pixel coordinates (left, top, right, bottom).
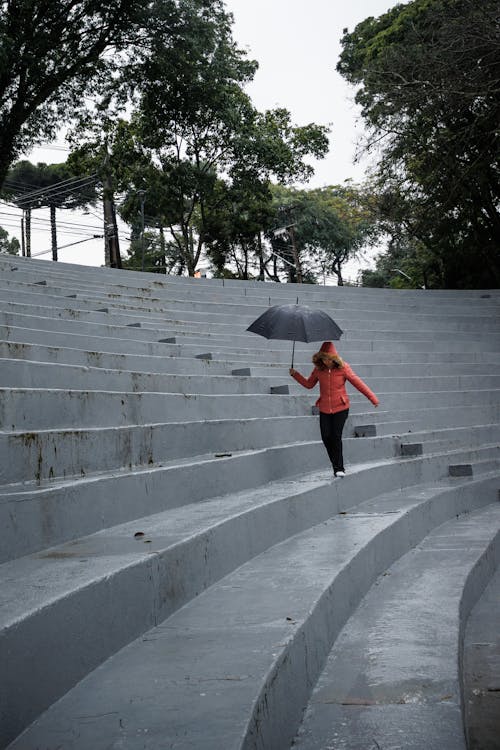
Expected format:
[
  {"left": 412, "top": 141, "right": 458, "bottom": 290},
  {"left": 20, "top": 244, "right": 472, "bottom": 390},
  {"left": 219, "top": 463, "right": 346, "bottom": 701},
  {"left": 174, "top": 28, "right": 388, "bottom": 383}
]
[
  {"left": 226, "top": 0, "right": 395, "bottom": 187},
  {"left": 12, "top": 0, "right": 396, "bottom": 279}
]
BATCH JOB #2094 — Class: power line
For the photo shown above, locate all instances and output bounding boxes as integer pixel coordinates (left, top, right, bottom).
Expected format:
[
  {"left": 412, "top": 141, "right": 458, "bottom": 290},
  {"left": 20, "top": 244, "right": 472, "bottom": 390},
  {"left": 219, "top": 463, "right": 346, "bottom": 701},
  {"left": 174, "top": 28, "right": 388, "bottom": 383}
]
[
  {"left": 0, "top": 209, "right": 103, "bottom": 232},
  {"left": 31, "top": 235, "right": 104, "bottom": 257},
  {"left": 0, "top": 200, "right": 129, "bottom": 241},
  {"left": 19, "top": 173, "right": 98, "bottom": 197},
  {"left": 0, "top": 215, "right": 129, "bottom": 242},
  {"left": 15, "top": 178, "right": 99, "bottom": 207},
  {"left": 3, "top": 179, "right": 40, "bottom": 192},
  {"left": 14, "top": 174, "right": 99, "bottom": 208}
]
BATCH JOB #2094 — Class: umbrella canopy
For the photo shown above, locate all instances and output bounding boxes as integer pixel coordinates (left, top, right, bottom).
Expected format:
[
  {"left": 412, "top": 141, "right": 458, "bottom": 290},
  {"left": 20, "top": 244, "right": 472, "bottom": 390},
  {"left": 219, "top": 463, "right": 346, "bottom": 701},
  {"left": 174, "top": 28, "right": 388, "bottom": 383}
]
[{"left": 246, "top": 303, "right": 343, "bottom": 366}]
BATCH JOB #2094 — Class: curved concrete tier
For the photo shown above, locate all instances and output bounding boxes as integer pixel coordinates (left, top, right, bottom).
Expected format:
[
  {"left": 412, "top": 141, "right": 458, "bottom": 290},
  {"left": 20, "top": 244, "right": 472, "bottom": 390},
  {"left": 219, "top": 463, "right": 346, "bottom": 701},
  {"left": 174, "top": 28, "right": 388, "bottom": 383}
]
[{"left": 0, "top": 254, "right": 499, "bottom": 750}]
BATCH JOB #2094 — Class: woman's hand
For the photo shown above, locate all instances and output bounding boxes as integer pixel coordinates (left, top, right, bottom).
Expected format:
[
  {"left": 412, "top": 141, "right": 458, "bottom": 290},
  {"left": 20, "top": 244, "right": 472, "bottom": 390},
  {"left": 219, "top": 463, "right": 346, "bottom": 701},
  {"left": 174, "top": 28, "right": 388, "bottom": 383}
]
[{"left": 289, "top": 368, "right": 297, "bottom": 377}]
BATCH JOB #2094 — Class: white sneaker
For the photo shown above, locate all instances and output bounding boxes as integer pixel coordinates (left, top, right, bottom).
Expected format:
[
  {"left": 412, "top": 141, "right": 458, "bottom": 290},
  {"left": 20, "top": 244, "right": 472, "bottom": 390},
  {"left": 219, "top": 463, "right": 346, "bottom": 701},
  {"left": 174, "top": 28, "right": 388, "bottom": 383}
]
[{"left": 335, "top": 471, "right": 346, "bottom": 478}]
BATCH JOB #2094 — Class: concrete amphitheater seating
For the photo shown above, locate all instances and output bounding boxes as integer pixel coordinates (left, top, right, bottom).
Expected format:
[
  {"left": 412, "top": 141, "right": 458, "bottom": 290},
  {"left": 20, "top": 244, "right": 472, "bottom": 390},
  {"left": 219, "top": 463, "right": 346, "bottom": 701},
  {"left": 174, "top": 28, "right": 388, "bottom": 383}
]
[{"left": 0, "top": 253, "right": 499, "bottom": 750}]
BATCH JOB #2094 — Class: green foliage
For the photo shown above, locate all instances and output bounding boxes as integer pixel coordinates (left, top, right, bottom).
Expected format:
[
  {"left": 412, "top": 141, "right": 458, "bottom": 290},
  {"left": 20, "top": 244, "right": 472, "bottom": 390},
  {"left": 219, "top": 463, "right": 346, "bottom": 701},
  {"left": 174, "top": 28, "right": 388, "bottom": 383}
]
[
  {"left": 338, "top": 0, "right": 500, "bottom": 288},
  {"left": 121, "top": 229, "right": 180, "bottom": 274},
  {"left": 0, "top": 0, "right": 147, "bottom": 186},
  {"left": 270, "top": 183, "right": 379, "bottom": 284},
  {"left": 2, "top": 159, "right": 100, "bottom": 260},
  {"left": 0, "top": 225, "right": 19, "bottom": 255},
  {"left": 201, "top": 179, "right": 276, "bottom": 280},
  {"left": 360, "top": 237, "right": 442, "bottom": 289},
  {"left": 3, "top": 161, "right": 97, "bottom": 209},
  {"left": 77, "top": 0, "right": 330, "bottom": 276},
  {"left": 7, "top": 0, "right": 330, "bottom": 277}
]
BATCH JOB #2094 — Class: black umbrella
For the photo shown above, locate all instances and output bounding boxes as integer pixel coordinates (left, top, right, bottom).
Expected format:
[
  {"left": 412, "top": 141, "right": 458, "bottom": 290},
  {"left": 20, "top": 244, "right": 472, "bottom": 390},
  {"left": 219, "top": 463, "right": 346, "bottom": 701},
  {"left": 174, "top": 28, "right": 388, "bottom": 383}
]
[{"left": 247, "top": 303, "right": 343, "bottom": 367}]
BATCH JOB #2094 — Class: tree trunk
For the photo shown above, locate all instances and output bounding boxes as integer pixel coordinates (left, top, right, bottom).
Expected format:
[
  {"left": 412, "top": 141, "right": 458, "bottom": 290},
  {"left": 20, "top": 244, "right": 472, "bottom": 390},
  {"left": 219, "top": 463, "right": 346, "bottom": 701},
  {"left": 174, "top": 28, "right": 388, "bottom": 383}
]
[
  {"left": 0, "top": 133, "right": 18, "bottom": 190},
  {"left": 335, "top": 261, "right": 344, "bottom": 286},
  {"left": 187, "top": 227, "right": 196, "bottom": 276},
  {"left": 242, "top": 242, "right": 249, "bottom": 280},
  {"left": 257, "top": 232, "right": 265, "bottom": 281},
  {"left": 159, "top": 225, "right": 167, "bottom": 274},
  {"left": 288, "top": 224, "right": 302, "bottom": 283}
]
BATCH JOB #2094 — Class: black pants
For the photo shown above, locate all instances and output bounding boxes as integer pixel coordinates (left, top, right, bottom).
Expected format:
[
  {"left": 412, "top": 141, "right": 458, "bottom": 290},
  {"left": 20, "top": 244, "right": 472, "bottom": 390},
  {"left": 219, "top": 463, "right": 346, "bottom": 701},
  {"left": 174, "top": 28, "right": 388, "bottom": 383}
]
[{"left": 320, "top": 409, "right": 349, "bottom": 473}]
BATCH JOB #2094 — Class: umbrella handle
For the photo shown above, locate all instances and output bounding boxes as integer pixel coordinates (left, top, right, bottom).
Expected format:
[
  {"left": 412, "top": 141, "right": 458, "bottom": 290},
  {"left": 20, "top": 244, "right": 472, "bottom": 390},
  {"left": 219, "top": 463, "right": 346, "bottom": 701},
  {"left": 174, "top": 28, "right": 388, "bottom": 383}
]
[{"left": 291, "top": 339, "right": 295, "bottom": 368}]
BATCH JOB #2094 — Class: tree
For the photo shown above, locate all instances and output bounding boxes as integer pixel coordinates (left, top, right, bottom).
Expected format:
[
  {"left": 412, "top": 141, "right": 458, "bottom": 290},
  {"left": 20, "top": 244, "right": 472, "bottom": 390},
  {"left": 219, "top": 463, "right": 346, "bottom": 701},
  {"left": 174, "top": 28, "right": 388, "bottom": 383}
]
[
  {"left": 269, "top": 184, "right": 378, "bottom": 285},
  {"left": 360, "top": 237, "right": 443, "bottom": 289},
  {"left": 0, "top": 0, "right": 148, "bottom": 186},
  {"left": 129, "top": 0, "right": 329, "bottom": 275},
  {"left": 94, "top": 0, "right": 329, "bottom": 276},
  {"left": 0, "top": 225, "right": 19, "bottom": 254},
  {"left": 122, "top": 228, "right": 177, "bottom": 274},
  {"left": 338, "top": 0, "right": 500, "bottom": 288},
  {"left": 202, "top": 178, "right": 277, "bottom": 280},
  {"left": 61, "top": 1, "right": 328, "bottom": 277},
  {"left": 3, "top": 160, "right": 98, "bottom": 260}
]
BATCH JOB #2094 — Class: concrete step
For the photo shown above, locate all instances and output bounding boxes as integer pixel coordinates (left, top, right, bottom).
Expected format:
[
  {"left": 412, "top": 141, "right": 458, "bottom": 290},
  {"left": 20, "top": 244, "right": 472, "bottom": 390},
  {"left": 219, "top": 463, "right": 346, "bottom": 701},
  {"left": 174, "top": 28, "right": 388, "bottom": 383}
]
[
  {"left": 0, "top": 438, "right": 329, "bottom": 562},
  {"left": 3, "top": 337, "right": 500, "bottom": 375},
  {"left": 0, "top": 390, "right": 472, "bottom": 434},
  {"left": 0, "top": 340, "right": 234, "bottom": 375},
  {"left": 0, "top": 358, "right": 291, "bottom": 395},
  {"left": 236, "top": 362, "right": 500, "bottom": 379},
  {"left": 1, "top": 435, "right": 498, "bottom": 563},
  {"left": 2, "top": 419, "right": 498, "bottom": 489},
  {"left": 398, "top": 424, "right": 500, "bottom": 454},
  {"left": 292, "top": 501, "right": 500, "bottom": 750},
  {"left": 4, "top": 469, "right": 499, "bottom": 750},
  {"left": 0, "top": 272, "right": 499, "bottom": 328},
  {"left": 143, "top": 334, "right": 500, "bottom": 356},
  {"left": 2, "top": 295, "right": 500, "bottom": 333},
  {"left": 2, "top": 323, "right": 499, "bottom": 365},
  {"left": 463, "top": 567, "right": 500, "bottom": 750},
  {"left": 156, "top": 327, "right": 500, "bottom": 346},
  {"left": 0, "top": 387, "right": 315, "bottom": 430},
  {"left": 2, "top": 255, "right": 500, "bottom": 311},
  {"left": 351, "top": 404, "right": 500, "bottom": 436},
  {"left": 2, "top": 385, "right": 498, "bottom": 433},
  {"left": 0, "top": 416, "right": 325, "bottom": 485},
  {"left": 3, "top": 357, "right": 500, "bottom": 398},
  {"left": 3, "top": 309, "right": 499, "bottom": 351}
]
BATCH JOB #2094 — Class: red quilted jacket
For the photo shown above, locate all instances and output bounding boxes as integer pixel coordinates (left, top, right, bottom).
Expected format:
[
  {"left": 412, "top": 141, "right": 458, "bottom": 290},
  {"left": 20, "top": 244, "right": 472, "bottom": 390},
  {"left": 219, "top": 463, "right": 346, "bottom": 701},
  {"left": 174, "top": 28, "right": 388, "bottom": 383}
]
[{"left": 291, "top": 363, "right": 379, "bottom": 415}]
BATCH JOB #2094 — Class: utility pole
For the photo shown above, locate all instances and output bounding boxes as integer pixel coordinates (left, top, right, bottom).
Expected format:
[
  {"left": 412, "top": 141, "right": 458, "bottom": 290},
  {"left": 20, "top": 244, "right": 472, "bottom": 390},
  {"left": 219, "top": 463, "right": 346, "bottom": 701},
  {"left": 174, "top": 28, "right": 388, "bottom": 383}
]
[
  {"left": 20, "top": 213, "right": 25, "bottom": 257},
  {"left": 102, "top": 147, "right": 121, "bottom": 268},
  {"left": 25, "top": 208, "right": 31, "bottom": 257},
  {"left": 50, "top": 205, "right": 58, "bottom": 261}
]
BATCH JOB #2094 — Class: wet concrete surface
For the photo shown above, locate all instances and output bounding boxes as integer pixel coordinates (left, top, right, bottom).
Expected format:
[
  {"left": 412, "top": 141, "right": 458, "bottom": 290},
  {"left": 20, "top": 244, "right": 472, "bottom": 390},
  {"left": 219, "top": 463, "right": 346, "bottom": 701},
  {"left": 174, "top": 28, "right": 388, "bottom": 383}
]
[
  {"left": 463, "top": 567, "right": 500, "bottom": 750},
  {"left": 292, "top": 504, "right": 500, "bottom": 750}
]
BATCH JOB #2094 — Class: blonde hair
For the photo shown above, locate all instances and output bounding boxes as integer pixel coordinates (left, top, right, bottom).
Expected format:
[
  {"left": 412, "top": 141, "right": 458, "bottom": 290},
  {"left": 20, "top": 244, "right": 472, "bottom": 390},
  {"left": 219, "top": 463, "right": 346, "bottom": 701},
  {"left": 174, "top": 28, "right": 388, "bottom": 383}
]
[{"left": 312, "top": 351, "right": 344, "bottom": 370}]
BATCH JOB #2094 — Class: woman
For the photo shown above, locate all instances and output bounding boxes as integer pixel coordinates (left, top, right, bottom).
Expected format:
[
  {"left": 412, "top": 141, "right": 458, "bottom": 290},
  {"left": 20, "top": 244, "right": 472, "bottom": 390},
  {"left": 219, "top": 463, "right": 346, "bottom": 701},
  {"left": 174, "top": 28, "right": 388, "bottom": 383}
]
[{"left": 290, "top": 341, "right": 379, "bottom": 477}]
